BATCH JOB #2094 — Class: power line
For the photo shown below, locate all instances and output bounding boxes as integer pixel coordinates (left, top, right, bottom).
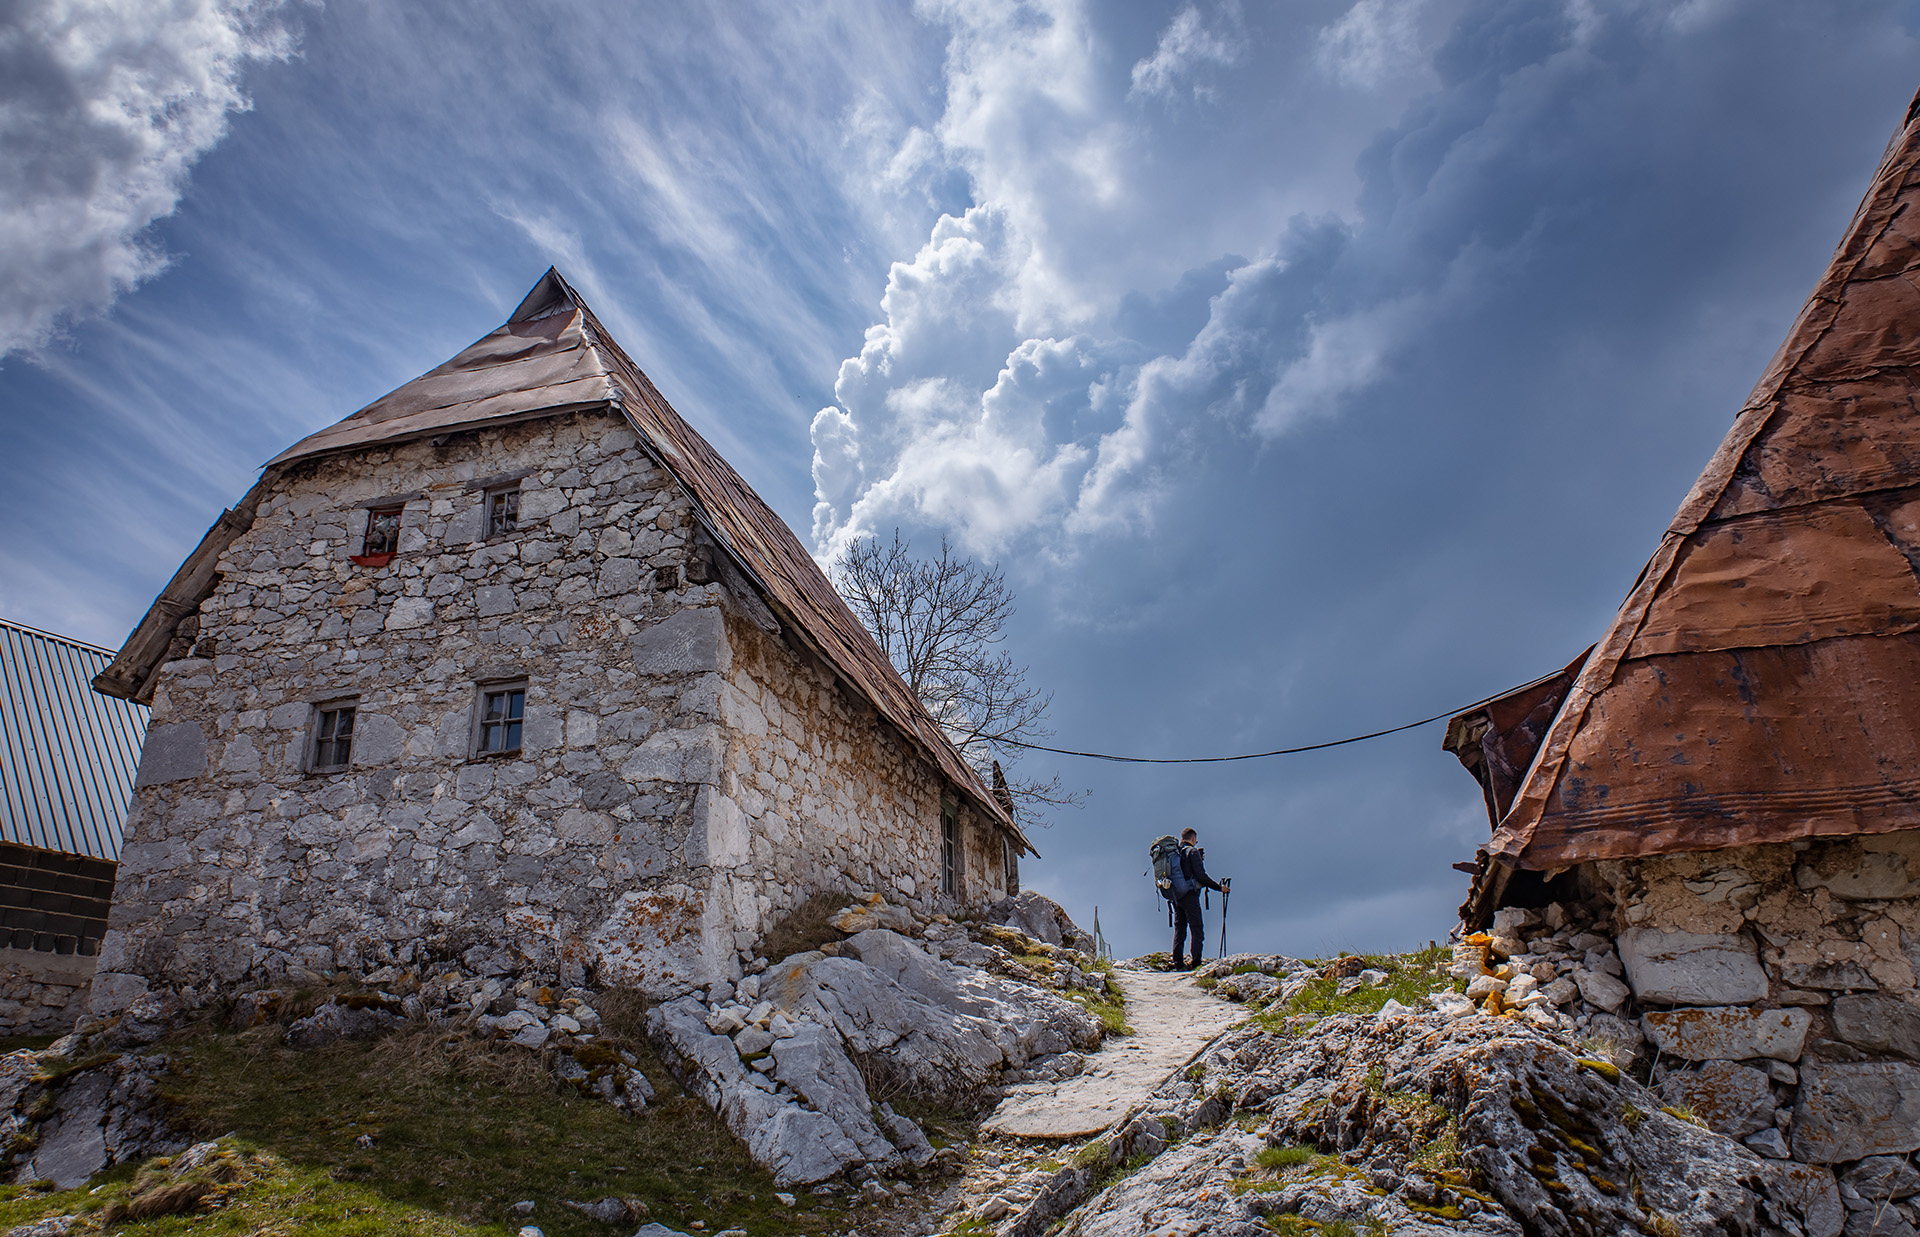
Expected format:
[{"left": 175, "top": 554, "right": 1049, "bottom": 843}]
[{"left": 995, "top": 691, "right": 1514, "bottom": 764}]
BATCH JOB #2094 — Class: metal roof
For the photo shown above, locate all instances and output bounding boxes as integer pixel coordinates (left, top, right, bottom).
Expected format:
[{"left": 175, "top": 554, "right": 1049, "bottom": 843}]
[
  {"left": 97, "top": 271, "right": 1025, "bottom": 849},
  {"left": 1, "top": 618, "right": 147, "bottom": 861},
  {"left": 1473, "top": 88, "right": 1920, "bottom": 894}
]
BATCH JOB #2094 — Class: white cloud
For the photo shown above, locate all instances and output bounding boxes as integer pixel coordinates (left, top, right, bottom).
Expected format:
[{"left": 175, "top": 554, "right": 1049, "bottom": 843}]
[
  {"left": 1129, "top": 3, "right": 1244, "bottom": 102},
  {"left": 1316, "top": 0, "right": 1431, "bottom": 89},
  {"left": 0, "top": 0, "right": 297, "bottom": 358}
]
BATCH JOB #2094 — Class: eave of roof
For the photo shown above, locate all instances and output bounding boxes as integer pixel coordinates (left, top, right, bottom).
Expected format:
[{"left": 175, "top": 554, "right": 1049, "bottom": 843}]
[
  {"left": 96, "top": 271, "right": 1027, "bottom": 851},
  {"left": 1487, "top": 87, "right": 1920, "bottom": 875}
]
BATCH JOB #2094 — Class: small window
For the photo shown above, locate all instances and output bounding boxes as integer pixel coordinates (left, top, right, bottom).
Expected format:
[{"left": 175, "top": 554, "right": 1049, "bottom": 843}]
[
  {"left": 476, "top": 685, "right": 526, "bottom": 756},
  {"left": 311, "top": 703, "right": 356, "bottom": 771},
  {"left": 363, "top": 505, "right": 404, "bottom": 557},
  {"left": 1003, "top": 834, "right": 1019, "bottom": 892},
  {"left": 941, "top": 799, "right": 959, "bottom": 897},
  {"left": 486, "top": 487, "right": 519, "bottom": 538}
]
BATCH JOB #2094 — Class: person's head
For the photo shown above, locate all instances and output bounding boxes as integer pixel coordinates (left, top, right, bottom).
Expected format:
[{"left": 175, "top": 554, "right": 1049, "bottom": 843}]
[{"left": 1180, "top": 828, "right": 1197, "bottom": 844}]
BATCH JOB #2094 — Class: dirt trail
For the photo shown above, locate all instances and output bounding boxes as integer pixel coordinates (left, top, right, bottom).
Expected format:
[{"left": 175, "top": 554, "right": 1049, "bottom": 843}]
[{"left": 982, "top": 968, "right": 1244, "bottom": 1139}]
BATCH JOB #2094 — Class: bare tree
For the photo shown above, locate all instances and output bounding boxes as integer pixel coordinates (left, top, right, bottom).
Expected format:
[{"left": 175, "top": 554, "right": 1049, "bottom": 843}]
[{"left": 833, "top": 530, "right": 1082, "bottom": 823}]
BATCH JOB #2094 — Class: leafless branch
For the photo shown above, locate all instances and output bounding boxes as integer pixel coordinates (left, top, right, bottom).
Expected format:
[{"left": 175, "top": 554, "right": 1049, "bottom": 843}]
[{"left": 833, "top": 530, "right": 1086, "bottom": 825}]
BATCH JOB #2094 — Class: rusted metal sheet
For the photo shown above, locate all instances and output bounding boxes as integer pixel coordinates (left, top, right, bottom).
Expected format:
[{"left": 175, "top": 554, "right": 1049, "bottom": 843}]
[
  {"left": 263, "top": 305, "right": 618, "bottom": 466},
  {"left": 1467, "top": 89, "right": 1920, "bottom": 891},
  {"left": 100, "top": 270, "right": 1022, "bottom": 847},
  {"left": 1443, "top": 647, "right": 1591, "bottom": 824},
  {"left": 1627, "top": 503, "right": 1920, "bottom": 656}
]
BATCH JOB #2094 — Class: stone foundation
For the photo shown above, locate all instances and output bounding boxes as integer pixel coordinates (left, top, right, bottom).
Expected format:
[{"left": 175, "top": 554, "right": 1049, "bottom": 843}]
[
  {"left": 0, "top": 949, "right": 97, "bottom": 1037},
  {"left": 1460, "top": 830, "right": 1920, "bottom": 1237}
]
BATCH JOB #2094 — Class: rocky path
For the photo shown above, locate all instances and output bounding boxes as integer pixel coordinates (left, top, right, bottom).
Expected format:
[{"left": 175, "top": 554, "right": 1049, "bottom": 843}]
[{"left": 982, "top": 969, "right": 1245, "bottom": 1139}]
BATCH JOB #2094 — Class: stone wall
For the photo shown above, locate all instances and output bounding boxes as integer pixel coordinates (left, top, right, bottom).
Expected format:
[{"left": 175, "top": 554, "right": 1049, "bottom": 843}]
[
  {"left": 1458, "top": 831, "right": 1920, "bottom": 1237},
  {"left": 94, "top": 409, "right": 1014, "bottom": 1014},
  {"left": 0, "top": 949, "right": 97, "bottom": 1037}
]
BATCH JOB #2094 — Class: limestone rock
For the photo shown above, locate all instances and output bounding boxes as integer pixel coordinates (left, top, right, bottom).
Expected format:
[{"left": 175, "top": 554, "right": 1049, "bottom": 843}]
[
  {"left": 827, "top": 894, "right": 913, "bottom": 935},
  {"left": 1841, "top": 1156, "right": 1920, "bottom": 1200},
  {"left": 878, "top": 1103, "right": 934, "bottom": 1167},
  {"left": 15, "top": 1053, "right": 183, "bottom": 1189},
  {"left": 769, "top": 1022, "right": 896, "bottom": 1165},
  {"left": 1572, "top": 966, "right": 1630, "bottom": 1011},
  {"left": 1586, "top": 1012, "right": 1645, "bottom": 1061},
  {"left": 1218, "top": 972, "right": 1279, "bottom": 1004},
  {"left": 1616, "top": 928, "right": 1769, "bottom": 1005},
  {"left": 1765, "top": 1161, "right": 1845, "bottom": 1237},
  {"left": 1843, "top": 1208, "right": 1919, "bottom": 1237},
  {"left": 787, "top": 929, "right": 1099, "bottom": 1095},
  {"left": 1542, "top": 976, "right": 1579, "bottom": 1006},
  {"left": 1784, "top": 961, "right": 1881, "bottom": 991},
  {"left": 1745, "top": 1128, "right": 1791, "bottom": 1158},
  {"left": 1661, "top": 1061, "right": 1777, "bottom": 1138},
  {"left": 645, "top": 996, "right": 875, "bottom": 1185},
  {"left": 985, "top": 891, "right": 1095, "bottom": 952},
  {"left": 1642, "top": 1006, "right": 1813, "bottom": 1062},
  {"left": 284, "top": 1001, "right": 401, "bottom": 1050},
  {"left": 1794, "top": 1062, "right": 1920, "bottom": 1162},
  {"left": 1029, "top": 1006, "right": 1768, "bottom": 1237},
  {"left": 1833, "top": 994, "right": 1920, "bottom": 1060}
]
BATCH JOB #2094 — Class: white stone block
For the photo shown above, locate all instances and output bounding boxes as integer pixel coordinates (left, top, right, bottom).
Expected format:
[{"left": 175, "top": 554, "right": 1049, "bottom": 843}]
[
  {"left": 1616, "top": 928, "right": 1768, "bottom": 1005},
  {"left": 1641, "top": 1006, "right": 1812, "bottom": 1062}
]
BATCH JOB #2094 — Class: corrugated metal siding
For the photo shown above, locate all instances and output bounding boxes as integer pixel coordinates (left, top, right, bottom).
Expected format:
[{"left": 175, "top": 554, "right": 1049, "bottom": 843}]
[{"left": 0, "top": 619, "right": 147, "bottom": 861}]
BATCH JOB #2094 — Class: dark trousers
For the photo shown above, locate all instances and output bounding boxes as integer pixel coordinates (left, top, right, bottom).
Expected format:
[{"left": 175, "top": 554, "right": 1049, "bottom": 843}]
[{"left": 1172, "top": 891, "right": 1205, "bottom": 969}]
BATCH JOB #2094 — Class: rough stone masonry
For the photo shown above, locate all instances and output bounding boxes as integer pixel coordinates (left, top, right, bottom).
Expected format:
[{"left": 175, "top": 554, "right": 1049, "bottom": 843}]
[{"left": 87, "top": 274, "right": 1023, "bottom": 1016}]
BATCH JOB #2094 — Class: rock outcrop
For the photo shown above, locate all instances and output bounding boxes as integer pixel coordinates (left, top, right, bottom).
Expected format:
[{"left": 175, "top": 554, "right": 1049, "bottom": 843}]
[
  {"left": 1001, "top": 1004, "right": 1835, "bottom": 1237},
  {"left": 0, "top": 994, "right": 192, "bottom": 1188},
  {"left": 647, "top": 923, "right": 1101, "bottom": 1185}
]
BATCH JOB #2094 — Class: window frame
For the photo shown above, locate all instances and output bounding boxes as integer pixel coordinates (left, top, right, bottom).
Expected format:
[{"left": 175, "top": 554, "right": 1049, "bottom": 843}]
[
  {"left": 940, "top": 797, "right": 960, "bottom": 897},
  {"left": 308, "top": 699, "right": 359, "bottom": 774},
  {"left": 471, "top": 681, "right": 528, "bottom": 759},
  {"left": 352, "top": 503, "right": 406, "bottom": 565},
  {"left": 484, "top": 484, "right": 520, "bottom": 540}
]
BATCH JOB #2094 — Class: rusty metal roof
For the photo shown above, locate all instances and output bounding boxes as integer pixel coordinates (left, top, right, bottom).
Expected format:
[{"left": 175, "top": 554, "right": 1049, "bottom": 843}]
[
  {"left": 2, "top": 618, "right": 147, "bottom": 861},
  {"left": 102, "top": 271, "right": 1022, "bottom": 847},
  {"left": 1482, "top": 89, "right": 1920, "bottom": 880}
]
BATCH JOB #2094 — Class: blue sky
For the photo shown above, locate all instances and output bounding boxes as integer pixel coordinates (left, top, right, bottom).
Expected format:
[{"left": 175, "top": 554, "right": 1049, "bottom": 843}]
[{"left": 4, "top": 0, "right": 1918, "bottom": 959}]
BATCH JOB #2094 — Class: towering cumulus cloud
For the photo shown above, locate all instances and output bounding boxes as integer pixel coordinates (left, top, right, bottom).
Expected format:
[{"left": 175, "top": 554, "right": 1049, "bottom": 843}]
[
  {"left": 810, "top": 0, "right": 1897, "bottom": 564},
  {"left": 0, "top": 0, "right": 296, "bottom": 357}
]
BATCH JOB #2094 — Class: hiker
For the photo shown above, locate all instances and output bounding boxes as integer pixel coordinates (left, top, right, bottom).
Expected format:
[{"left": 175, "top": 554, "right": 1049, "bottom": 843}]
[{"left": 1173, "top": 828, "right": 1227, "bottom": 971}]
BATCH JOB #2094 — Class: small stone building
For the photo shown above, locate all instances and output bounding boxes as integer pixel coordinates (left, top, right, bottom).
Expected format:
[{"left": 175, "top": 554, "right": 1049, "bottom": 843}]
[
  {"left": 1442, "top": 92, "right": 1920, "bottom": 1213},
  {"left": 87, "top": 270, "right": 1031, "bottom": 1013},
  {"left": 0, "top": 618, "right": 147, "bottom": 1034}
]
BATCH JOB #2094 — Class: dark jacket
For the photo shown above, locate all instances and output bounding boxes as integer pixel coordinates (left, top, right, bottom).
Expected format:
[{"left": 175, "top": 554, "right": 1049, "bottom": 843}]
[{"left": 1180, "top": 844, "right": 1223, "bottom": 894}]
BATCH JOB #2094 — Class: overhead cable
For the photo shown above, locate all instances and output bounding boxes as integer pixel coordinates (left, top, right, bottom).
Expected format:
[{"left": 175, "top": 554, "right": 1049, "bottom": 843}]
[{"left": 995, "top": 688, "right": 1528, "bottom": 764}]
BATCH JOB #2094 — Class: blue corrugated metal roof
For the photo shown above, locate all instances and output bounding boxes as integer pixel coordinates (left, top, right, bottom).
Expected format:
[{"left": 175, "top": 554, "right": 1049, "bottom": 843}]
[{"left": 0, "top": 618, "right": 147, "bottom": 861}]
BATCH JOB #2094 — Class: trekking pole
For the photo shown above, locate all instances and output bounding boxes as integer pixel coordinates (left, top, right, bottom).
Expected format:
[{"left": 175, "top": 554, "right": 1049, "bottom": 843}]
[{"left": 1219, "top": 884, "right": 1230, "bottom": 960}]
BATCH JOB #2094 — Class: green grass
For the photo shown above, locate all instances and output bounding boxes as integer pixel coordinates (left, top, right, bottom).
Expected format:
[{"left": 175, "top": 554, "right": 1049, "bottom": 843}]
[
  {"left": 0, "top": 1149, "right": 495, "bottom": 1236},
  {"left": 1060, "top": 962, "right": 1130, "bottom": 1037},
  {"left": 0, "top": 999, "right": 867, "bottom": 1237},
  {"left": 1254, "top": 1145, "right": 1317, "bottom": 1171},
  {"left": 1248, "top": 946, "right": 1457, "bottom": 1034}
]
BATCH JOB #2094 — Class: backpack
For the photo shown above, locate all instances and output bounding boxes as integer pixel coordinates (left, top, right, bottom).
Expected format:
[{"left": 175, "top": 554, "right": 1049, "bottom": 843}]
[{"left": 1149, "top": 835, "right": 1191, "bottom": 900}]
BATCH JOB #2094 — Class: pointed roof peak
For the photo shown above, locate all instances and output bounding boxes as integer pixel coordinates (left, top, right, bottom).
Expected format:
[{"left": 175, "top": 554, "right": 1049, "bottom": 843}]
[
  {"left": 508, "top": 267, "right": 581, "bottom": 324},
  {"left": 1473, "top": 89, "right": 1920, "bottom": 899}
]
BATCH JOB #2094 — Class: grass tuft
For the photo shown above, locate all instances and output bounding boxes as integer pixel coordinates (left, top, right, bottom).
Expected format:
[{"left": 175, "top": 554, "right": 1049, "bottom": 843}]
[{"left": 1248, "top": 945, "right": 1456, "bottom": 1035}]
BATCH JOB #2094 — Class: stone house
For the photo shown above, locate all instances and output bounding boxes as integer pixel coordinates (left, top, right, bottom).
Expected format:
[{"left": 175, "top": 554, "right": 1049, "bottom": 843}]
[
  {"left": 1441, "top": 92, "right": 1920, "bottom": 1211},
  {"left": 86, "top": 270, "right": 1031, "bottom": 1013}
]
